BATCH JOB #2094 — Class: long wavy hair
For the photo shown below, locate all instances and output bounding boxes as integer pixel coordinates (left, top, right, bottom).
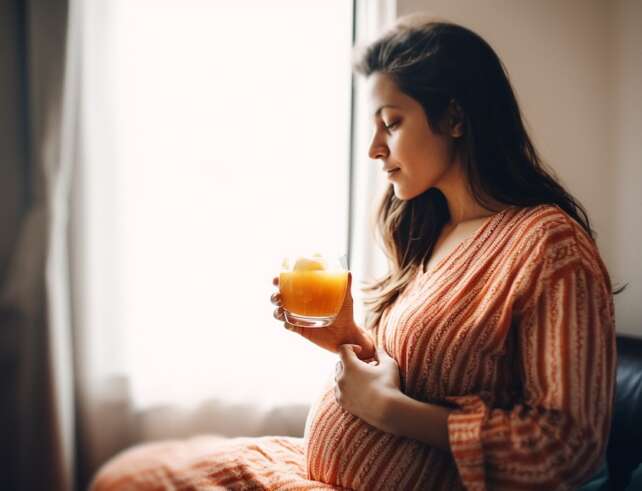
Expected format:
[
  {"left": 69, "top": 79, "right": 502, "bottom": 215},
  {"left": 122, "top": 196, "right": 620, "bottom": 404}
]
[{"left": 352, "top": 16, "right": 621, "bottom": 331}]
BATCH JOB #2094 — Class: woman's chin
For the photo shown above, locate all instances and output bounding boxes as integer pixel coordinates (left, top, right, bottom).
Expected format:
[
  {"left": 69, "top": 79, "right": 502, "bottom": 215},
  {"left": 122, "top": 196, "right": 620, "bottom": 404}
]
[{"left": 392, "top": 185, "right": 423, "bottom": 201}]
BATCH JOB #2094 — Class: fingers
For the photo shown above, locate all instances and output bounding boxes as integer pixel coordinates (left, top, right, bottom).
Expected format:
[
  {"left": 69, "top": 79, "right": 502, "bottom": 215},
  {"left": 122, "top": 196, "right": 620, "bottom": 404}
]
[
  {"left": 344, "top": 272, "right": 354, "bottom": 302},
  {"left": 270, "top": 277, "right": 282, "bottom": 307},
  {"left": 271, "top": 275, "right": 299, "bottom": 334},
  {"left": 270, "top": 292, "right": 282, "bottom": 306},
  {"left": 273, "top": 307, "right": 284, "bottom": 321},
  {"left": 333, "top": 360, "right": 343, "bottom": 384},
  {"left": 374, "top": 346, "right": 397, "bottom": 368},
  {"left": 376, "top": 346, "right": 392, "bottom": 362},
  {"left": 273, "top": 307, "right": 300, "bottom": 334},
  {"left": 337, "top": 344, "right": 362, "bottom": 367}
]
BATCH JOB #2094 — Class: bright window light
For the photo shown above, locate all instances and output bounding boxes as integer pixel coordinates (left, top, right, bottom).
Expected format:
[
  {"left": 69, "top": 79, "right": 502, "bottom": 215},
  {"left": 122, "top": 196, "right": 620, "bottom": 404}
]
[{"left": 82, "top": 0, "right": 353, "bottom": 410}]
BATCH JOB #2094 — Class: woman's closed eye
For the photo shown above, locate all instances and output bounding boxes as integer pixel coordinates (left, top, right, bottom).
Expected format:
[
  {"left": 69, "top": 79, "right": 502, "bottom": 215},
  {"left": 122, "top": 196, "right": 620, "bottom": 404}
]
[{"left": 383, "top": 121, "right": 400, "bottom": 132}]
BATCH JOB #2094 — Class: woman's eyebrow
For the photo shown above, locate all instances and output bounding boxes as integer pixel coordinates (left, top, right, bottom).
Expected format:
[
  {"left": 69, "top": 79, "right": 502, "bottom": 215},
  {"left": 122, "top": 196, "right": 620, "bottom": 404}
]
[{"left": 373, "top": 104, "right": 400, "bottom": 117}]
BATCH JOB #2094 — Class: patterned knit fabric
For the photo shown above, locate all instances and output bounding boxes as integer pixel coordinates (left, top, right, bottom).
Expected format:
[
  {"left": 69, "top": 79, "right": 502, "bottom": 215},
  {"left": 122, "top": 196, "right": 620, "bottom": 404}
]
[
  {"left": 91, "top": 204, "right": 616, "bottom": 491},
  {"left": 91, "top": 435, "right": 337, "bottom": 491},
  {"left": 303, "top": 204, "right": 616, "bottom": 490}
]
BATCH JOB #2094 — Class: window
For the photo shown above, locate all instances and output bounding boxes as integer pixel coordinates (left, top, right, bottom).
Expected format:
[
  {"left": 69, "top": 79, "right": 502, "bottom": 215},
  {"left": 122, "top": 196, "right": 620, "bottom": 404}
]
[{"left": 80, "top": 0, "right": 354, "bottom": 410}]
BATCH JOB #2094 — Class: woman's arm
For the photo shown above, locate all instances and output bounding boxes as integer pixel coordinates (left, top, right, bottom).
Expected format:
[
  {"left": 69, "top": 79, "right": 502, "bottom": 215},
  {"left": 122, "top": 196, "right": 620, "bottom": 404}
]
[
  {"left": 379, "top": 390, "right": 452, "bottom": 453},
  {"left": 376, "top": 258, "right": 615, "bottom": 490}
]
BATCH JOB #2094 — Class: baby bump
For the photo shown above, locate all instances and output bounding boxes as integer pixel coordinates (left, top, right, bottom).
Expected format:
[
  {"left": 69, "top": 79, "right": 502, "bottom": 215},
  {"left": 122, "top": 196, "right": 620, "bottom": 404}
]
[{"left": 304, "top": 384, "right": 437, "bottom": 490}]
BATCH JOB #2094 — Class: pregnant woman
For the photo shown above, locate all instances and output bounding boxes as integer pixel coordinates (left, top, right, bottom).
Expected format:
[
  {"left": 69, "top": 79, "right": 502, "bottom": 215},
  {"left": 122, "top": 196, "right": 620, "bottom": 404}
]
[{"left": 92, "top": 15, "right": 617, "bottom": 491}]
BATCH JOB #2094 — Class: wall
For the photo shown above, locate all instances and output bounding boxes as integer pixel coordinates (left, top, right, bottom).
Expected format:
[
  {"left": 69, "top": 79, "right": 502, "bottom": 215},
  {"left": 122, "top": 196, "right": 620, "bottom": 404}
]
[
  {"left": 397, "top": 0, "right": 642, "bottom": 335},
  {"left": 610, "top": 0, "right": 642, "bottom": 336}
]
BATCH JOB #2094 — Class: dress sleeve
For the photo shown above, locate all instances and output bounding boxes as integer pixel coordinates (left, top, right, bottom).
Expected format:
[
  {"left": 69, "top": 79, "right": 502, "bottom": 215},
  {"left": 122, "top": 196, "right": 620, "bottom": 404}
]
[{"left": 445, "top": 225, "right": 617, "bottom": 490}]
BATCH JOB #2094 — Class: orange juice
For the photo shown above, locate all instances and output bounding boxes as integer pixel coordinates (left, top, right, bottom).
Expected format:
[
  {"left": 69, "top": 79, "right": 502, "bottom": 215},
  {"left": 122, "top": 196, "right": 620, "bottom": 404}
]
[
  {"left": 279, "top": 255, "right": 348, "bottom": 321},
  {"left": 279, "top": 269, "right": 348, "bottom": 317}
]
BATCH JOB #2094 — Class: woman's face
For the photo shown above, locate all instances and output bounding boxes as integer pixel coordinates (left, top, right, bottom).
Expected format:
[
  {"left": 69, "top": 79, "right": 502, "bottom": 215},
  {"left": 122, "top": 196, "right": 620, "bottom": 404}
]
[{"left": 366, "top": 72, "right": 459, "bottom": 201}]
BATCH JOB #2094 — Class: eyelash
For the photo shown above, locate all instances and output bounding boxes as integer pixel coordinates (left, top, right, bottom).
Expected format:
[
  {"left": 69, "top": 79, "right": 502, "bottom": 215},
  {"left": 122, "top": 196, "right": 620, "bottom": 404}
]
[{"left": 383, "top": 121, "right": 399, "bottom": 131}]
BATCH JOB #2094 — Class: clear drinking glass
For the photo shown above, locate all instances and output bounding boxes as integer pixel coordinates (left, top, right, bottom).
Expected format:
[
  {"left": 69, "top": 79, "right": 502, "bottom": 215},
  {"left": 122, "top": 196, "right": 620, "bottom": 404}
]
[{"left": 279, "top": 253, "right": 348, "bottom": 328}]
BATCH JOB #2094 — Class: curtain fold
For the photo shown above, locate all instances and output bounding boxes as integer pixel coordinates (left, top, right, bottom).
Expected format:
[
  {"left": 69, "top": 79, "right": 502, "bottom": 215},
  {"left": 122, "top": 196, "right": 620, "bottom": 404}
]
[{"left": 0, "top": 0, "right": 77, "bottom": 489}]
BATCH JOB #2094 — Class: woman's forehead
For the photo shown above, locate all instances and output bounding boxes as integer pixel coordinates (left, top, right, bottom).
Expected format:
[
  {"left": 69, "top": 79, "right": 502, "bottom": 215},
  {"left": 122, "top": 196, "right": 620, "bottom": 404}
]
[
  {"left": 366, "top": 74, "right": 406, "bottom": 115},
  {"left": 367, "top": 73, "right": 425, "bottom": 120},
  {"left": 367, "top": 73, "right": 399, "bottom": 100}
]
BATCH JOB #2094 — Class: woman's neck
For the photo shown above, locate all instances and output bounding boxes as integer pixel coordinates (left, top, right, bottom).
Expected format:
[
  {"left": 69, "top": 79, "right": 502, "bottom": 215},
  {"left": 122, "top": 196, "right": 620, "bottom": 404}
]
[{"left": 435, "top": 159, "right": 507, "bottom": 225}]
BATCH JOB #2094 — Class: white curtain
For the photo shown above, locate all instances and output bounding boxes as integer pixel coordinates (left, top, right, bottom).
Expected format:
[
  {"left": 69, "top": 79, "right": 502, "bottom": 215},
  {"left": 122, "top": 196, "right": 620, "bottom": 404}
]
[{"left": 71, "top": 0, "right": 398, "bottom": 483}]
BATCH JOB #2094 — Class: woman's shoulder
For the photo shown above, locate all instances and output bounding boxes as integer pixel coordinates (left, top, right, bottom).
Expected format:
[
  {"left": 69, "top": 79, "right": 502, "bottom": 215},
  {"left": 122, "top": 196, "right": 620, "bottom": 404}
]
[
  {"left": 503, "top": 204, "right": 607, "bottom": 280},
  {"left": 503, "top": 204, "right": 614, "bottom": 317},
  {"left": 507, "top": 203, "right": 583, "bottom": 240}
]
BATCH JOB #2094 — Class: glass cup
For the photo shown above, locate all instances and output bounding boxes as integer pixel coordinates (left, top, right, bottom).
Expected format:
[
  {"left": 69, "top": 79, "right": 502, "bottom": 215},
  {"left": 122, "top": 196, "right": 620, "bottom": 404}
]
[{"left": 279, "top": 253, "right": 349, "bottom": 328}]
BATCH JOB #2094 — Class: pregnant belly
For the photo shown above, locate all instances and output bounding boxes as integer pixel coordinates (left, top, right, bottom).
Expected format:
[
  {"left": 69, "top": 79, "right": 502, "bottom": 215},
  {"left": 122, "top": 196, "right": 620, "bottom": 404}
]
[{"left": 303, "top": 381, "right": 439, "bottom": 490}]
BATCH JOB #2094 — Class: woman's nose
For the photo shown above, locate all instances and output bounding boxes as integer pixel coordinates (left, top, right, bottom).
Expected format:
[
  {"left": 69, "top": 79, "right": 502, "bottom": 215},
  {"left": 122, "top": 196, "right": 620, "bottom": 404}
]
[{"left": 368, "top": 133, "right": 389, "bottom": 160}]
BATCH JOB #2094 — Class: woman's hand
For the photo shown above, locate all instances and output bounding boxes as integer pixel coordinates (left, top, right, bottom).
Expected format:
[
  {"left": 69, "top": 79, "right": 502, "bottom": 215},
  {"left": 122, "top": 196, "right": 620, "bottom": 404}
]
[
  {"left": 271, "top": 272, "right": 375, "bottom": 361},
  {"left": 334, "top": 344, "right": 401, "bottom": 430}
]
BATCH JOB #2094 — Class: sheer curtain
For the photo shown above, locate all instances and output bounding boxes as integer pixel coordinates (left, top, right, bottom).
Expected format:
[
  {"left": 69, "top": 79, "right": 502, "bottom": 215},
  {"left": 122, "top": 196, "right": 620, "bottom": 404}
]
[
  {"left": 73, "top": 0, "right": 398, "bottom": 482},
  {"left": 74, "top": 0, "right": 354, "bottom": 477}
]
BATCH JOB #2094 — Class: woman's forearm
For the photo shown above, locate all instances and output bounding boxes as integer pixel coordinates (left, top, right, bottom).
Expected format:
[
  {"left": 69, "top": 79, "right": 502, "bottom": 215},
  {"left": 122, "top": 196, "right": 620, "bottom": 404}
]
[
  {"left": 340, "top": 326, "right": 452, "bottom": 451},
  {"left": 379, "top": 390, "right": 453, "bottom": 453}
]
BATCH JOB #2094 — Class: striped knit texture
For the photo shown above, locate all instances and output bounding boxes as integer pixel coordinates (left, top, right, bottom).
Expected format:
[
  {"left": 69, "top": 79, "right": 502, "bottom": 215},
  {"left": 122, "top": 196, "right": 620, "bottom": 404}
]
[
  {"left": 304, "top": 204, "right": 616, "bottom": 490},
  {"left": 91, "top": 204, "right": 616, "bottom": 491}
]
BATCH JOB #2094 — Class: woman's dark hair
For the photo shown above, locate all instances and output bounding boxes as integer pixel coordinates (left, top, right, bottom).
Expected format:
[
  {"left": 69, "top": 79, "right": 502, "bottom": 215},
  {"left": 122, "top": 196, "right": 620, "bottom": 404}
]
[{"left": 352, "top": 15, "right": 623, "bottom": 330}]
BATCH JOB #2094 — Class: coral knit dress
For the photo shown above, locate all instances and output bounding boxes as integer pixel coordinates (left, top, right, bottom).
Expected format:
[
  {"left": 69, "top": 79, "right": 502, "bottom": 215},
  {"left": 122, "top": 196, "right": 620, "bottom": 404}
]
[{"left": 92, "top": 204, "right": 616, "bottom": 491}]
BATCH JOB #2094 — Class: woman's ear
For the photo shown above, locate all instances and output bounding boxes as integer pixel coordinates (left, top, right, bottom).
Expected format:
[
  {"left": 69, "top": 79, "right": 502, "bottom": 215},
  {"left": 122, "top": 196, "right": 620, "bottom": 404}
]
[{"left": 447, "top": 99, "right": 465, "bottom": 138}]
